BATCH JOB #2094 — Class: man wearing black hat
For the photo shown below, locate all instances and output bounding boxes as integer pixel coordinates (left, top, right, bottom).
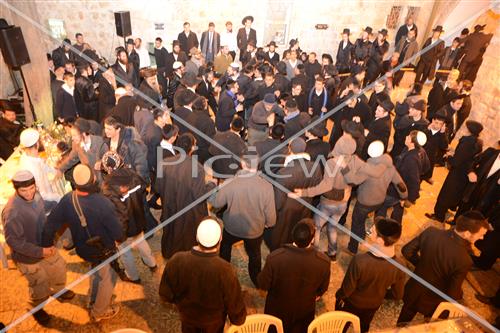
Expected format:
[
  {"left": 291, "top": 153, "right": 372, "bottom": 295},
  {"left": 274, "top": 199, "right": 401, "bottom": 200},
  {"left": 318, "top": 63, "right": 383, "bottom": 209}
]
[
  {"left": 394, "top": 27, "right": 419, "bottom": 86},
  {"left": 52, "top": 38, "right": 75, "bottom": 69},
  {"left": 365, "top": 29, "right": 389, "bottom": 84},
  {"left": 264, "top": 41, "right": 280, "bottom": 66},
  {"left": 391, "top": 98, "right": 429, "bottom": 158},
  {"left": 426, "top": 120, "right": 483, "bottom": 223},
  {"left": 354, "top": 27, "right": 373, "bottom": 65},
  {"left": 363, "top": 98, "right": 393, "bottom": 158},
  {"left": 42, "top": 164, "right": 123, "bottom": 322},
  {"left": 305, "top": 116, "right": 330, "bottom": 164},
  {"left": 237, "top": 16, "right": 257, "bottom": 62},
  {"left": 112, "top": 47, "right": 139, "bottom": 88},
  {"left": 414, "top": 26, "right": 445, "bottom": 84},
  {"left": 248, "top": 93, "right": 284, "bottom": 145},
  {"left": 336, "top": 218, "right": 405, "bottom": 333},
  {"left": 458, "top": 24, "right": 493, "bottom": 83},
  {"left": 422, "top": 111, "right": 449, "bottom": 182},
  {"left": 336, "top": 28, "right": 354, "bottom": 74},
  {"left": 258, "top": 219, "right": 331, "bottom": 333},
  {"left": 3, "top": 170, "right": 74, "bottom": 325},
  {"left": 177, "top": 22, "right": 199, "bottom": 56},
  {"left": 435, "top": 92, "right": 464, "bottom": 140},
  {"left": 126, "top": 38, "right": 140, "bottom": 79},
  {"left": 216, "top": 79, "right": 243, "bottom": 131},
  {"left": 74, "top": 63, "right": 99, "bottom": 122}
]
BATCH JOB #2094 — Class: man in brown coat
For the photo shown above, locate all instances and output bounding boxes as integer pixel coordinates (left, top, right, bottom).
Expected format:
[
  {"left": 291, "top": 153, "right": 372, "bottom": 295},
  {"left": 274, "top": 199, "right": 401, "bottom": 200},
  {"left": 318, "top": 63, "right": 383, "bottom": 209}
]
[{"left": 397, "top": 211, "right": 490, "bottom": 324}]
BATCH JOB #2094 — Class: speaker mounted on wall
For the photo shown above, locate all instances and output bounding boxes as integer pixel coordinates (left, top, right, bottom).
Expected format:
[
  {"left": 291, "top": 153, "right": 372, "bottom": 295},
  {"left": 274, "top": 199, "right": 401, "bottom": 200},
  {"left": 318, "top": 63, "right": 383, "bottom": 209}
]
[
  {"left": 114, "top": 11, "right": 132, "bottom": 38},
  {"left": 0, "top": 25, "right": 31, "bottom": 69}
]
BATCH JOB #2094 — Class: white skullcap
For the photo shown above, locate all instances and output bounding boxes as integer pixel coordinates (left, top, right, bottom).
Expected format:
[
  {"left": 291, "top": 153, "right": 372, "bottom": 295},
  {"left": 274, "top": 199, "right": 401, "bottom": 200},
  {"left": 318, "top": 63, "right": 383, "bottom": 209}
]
[
  {"left": 368, "top": 140, "right": 385, "bottom": 158},
  {"left": 416, "top": 131, "right": 428, "bottom": 146},
  {"left": 196, "top": 218, "right": 222, "bottom": 248},
  {"left": 173, "top": 61, "right": 183, "bottom": 70},
  {"left": 12, "top": 170, "right": 34, "bottom": 182},
  {"left": 114, "top": 87, "right": 127, "bottom": 96},
  {"left": 230, "top": 62, "right": 240, "bottom": 69},
  {"left": 20, "top": 128, "right": 40, "bottom": 147}
]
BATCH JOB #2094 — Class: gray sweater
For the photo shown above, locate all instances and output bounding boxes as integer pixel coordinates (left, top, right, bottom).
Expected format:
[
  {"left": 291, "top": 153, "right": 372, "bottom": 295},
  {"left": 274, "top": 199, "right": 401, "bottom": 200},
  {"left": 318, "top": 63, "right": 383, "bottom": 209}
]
[
  {"left": 209, "top": 169, "right": 276, "bottom": 239},
  {"left": 344, "top": 154, "right": 407, "bottom": 206},
  {"left": 2, "top": 193, "right": 45, "bottom": 264}
]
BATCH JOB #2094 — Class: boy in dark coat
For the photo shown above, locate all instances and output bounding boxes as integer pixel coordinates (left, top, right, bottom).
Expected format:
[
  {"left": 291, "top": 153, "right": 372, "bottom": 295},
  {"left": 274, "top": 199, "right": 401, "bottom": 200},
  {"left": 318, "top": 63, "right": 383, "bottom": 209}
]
[
  {"left": 258, "top": 219, "right": 330, "bottom": 333},
  {"left": 55, "top": 72, "right": 79, "bottom": 121},
  {"left": 336, "top": 218, "right": 406, "bottom": 333},
  {"left": 397, "top": 211, "right": 490, "bottom": 324},
  {"left": 336, "top": 28, "right": 354, "bottom": 74},
  {"left": 422, "top": 111, "right": 449, "bottom": 182},
  {"left": 426, "top": 120, "right": 483, "bottom": 222}
]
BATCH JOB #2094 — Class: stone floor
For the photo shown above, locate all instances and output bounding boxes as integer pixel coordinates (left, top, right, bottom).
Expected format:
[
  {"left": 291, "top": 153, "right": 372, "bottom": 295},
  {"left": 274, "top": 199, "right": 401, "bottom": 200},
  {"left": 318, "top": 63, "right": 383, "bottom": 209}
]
[{"left": 1, "top": 165, "right": 499, "bottom": 333}]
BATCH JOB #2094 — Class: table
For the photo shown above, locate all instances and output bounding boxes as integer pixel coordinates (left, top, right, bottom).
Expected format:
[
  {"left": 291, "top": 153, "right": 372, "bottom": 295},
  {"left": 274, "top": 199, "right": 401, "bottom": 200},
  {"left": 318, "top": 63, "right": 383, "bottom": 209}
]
[{"left": 372, "top": 318, "right": 484, "bottom": 333}]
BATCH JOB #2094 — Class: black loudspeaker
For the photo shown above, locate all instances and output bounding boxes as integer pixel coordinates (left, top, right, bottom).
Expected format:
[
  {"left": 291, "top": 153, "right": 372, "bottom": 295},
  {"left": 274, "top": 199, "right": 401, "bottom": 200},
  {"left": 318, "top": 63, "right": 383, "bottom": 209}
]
[
  {"left": 0, "top": 25, "right": 30, "bottom": 68},
  {"left": 114, "top": 11, "right": 132, "bottom": 38}
]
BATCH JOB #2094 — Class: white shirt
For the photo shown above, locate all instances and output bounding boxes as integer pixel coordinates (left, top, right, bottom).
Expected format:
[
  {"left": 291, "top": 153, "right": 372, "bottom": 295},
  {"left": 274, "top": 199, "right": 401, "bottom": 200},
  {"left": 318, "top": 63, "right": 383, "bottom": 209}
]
[
  {"left": 19, "top": 154, "right": 62, "bottom": 202},
  {"left": 119, "top": 61, "right": 127, "bottom": 72},
  {"left": 221, "top": 30, "right": 238, "bottom": 51},
  {"left": 160, "top": 140, "right": 175, "bottom": 156},
  {"left": 487, "top": 154, "right": 500, "bottom": 178},
  {"left": 81, "top": 139, "right": 92, "bottom": 152},
  {"left": 284, "top": 153, "right": 311, "bottom": 167},
  {"left": 135, "top": 46, "right": 151, "bottom": 68}
]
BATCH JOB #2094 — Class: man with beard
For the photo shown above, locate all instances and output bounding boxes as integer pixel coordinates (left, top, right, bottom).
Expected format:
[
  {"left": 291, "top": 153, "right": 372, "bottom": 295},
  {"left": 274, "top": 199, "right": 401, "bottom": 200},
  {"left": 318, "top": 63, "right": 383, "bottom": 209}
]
[
  {"left": 167, "top": 40, "right": 189, "bottom": 76},
  {"left": 0, "top": 102, "right": 24, "bottom": 160},
  {"left": 51, "top": 38, "right": 74, "bottom": 68},
  {"left": 354, "top": 27, "right": 373, "bottom": 65},
  {"left": 126, "top": 38, "right": 140, "bottom": 77},
  {"left": 112, "top": 47, "right": 139, "bottom": 88},
  {"left": 336, "top": 28, "right": 354, "bottom": 74},
  {"left": 395, "top": 17, "right": 418, "bottom": 46},
  {"left": 157, "top": 133, "right": 216, "bottom": 259}
]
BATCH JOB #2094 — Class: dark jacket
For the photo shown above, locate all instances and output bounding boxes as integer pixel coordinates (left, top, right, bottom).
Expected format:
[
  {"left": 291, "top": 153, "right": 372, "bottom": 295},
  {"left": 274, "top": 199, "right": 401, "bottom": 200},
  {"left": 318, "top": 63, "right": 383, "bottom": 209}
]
[
  {"left": 392, "top": 115, "right": 429, "bottom": 158},
  {"left": 401, "top": 227, "right": 473, "bottom": 317},
  {"left": 304, "top": 61, "right": 322, "bottom": 89},
  {"left": 391, "top": 147, "right": 429, "bottom": 202},
  {"left": 208, "top": 131, "right": 246, "bottom": 177},
  {"left": 264, "top": 51, "right": 280, "bottom": 66},
  {"left": 159, "top": 249, "right": 246, "bottom": 328},
  {"left": 423, "top": 128, "right": 449, "bottom": 166},
  {"left": 353, "top": 38, "right": 372, "bottom": 63},
  {"left": 154, "top": 47, "right": 170, "bottom": 71},
  {"left": 461, "top": 31, "right": 493, "bottom": 63},
  {"left": 307, "top": 88, "right": 331, "bottom": 117},
  {"left": 187, "top": 109, "right": 216, "bottom": 164},
  {"left": 98, "top": 77, "right": 116, "bottom": 122},
  {"left": 42, "top": 192, "right": 123, "bottom": 263},
  {"left": 0, "top": 117, "right": 24, "bottom": 160},
  {"left": 177, "top": 31, "right": 199, "bottom": 55},
  {"left": 166, "top": 73, "right": 182, "bottom": 109},
  {"left": 284, "top": 112, "right": 310, "bottom": 140},
  {"left": 336, "top": 40, "right": 354, "bottom": 72},
  {"left": 75, "top": 76, "right": 99, "bottom": 121},
  {"left": 255, "top": 138, "right": 287, "bottom": 177},
  {"left": 112, "top": 61, "right": 139, "bottom": 88},
  {"left": 142, "top": 122, "right": 163, "bottom": 173},
  {"left": 196, "top": 78, "right": 218, "bottom": 114},
  {"left": 55, "top": 85, "right": 78, "bottom": 120},
  {"left": 52, "top": 46, "right": 75, "bottom": 68},
  {"left": 363, "top": 115, "right": 391, "bottom": 157},
  {"left": 102, "top": 168, "right": 147, "bottom": 239},
  {"left": 113, "top": 95, "right": 138, "bottom": 127},
  {"left": 257, "top": 245, "right": 331, "bottom": 333},
  {"left": 236, "top": 27, "right": 257, "bottom": 52},
  {"left": 100, "top": 126, "right": 149, "bottom": 183},
  {"left": 395, "top": 24, "right": 418, "bottom": 46},
  {"left": 439, "top": 46, "right": 460, "bottom": 70},
  {"left": 216, "top": 91, "right": 237, "bottom": 131},
  {"left": 174, "top": 106, "right": 193, "bottom": 135}
]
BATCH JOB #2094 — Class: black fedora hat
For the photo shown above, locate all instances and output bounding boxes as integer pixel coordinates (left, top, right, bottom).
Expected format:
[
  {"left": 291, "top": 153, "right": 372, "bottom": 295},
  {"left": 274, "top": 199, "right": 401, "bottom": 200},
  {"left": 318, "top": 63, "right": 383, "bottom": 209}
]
[
  {"left": 267, "top": 41, "right": 278, "bottom": 48},
  {"left": 342, "top": 28, "right": 350, "bottom": 35},
  {"left": 433, "top": 25, "right": 444, "bottom": 33},
  {"left": 242, "top": 15, "right": 254, "bottom": 25},
  {"left": 378, "top": 29, "right": 388, "bottom": 37},
  {"left": 126, "top": 38, "right": 134, "bottom": 45},
  {"left": 364, "top": 26, "right": 373, "bottom": 34}
]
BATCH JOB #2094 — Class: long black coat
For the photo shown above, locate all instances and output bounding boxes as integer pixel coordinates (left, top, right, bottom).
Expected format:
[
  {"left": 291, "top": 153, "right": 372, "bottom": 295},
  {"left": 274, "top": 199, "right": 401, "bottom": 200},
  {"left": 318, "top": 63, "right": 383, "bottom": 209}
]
[
  {"left": 187, "top": 109, "right": 216, "bottom": 164},
  {"left": 113, "top": 95, "right": 137, "bottom": 127},
  {"left": 75, "top": 76, "right": 99, "bottom": 121},
  {"left": 236, "top": 27, "right": 257, "bottom": 54},
  {"left": 257, "top": 245, "right": 331, "bottom": 333},
  {"left": 271, "top": 157, "right": 322, "bottom": 250},
  {"left": 158, "top": 155, "right": 215, "bottom": 259},
  {"left": 363, "top": 115, "right": 391, "bottom": 158},
  {"left": 196, "top": 79, "right": 218, "bottom": 114},
  {"left": 336, "top": 41, "right": 354, "bottom": 73},
  {"left": 401, "top": 227, "right": 472, "bottom": 317},
  {"left": 112, "top": 61, "right": 139, "bottom": 88},
  {"left": 216, "top": 91, "right": 237, "bottom": 131},
  {"left": 426, "top": 80, "right": 446, "bottom": 121},
  {"left": 353, "top": 39, "right": 372, "bottom": 63},
  {"left": 142, "top": 123, "right": 163, "bottom": 173},
  {"left": 435, "top": 135, "right": 482, "bottom": 212},
  {"left": 98, "top": 78, "right": 116, "bottom": 122},
  {"left": 0, "top": 117, "right": 24, "bottom": 160},
  {"left": 55, "top": 87, "right": 78, "bottom": 120}
]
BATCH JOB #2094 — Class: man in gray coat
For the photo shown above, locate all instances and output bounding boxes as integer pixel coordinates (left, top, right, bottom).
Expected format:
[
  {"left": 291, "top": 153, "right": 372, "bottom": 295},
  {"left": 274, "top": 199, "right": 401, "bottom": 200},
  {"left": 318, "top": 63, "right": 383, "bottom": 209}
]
[{"left": 344, "top": 141, "right": 407, "bottom": 254}]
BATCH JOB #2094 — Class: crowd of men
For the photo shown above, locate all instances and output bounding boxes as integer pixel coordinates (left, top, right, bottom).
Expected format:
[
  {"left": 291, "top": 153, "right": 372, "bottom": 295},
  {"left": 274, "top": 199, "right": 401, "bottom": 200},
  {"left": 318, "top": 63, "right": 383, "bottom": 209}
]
[{"left": 1, "top": 14, "right": 499, "bottom": 333}]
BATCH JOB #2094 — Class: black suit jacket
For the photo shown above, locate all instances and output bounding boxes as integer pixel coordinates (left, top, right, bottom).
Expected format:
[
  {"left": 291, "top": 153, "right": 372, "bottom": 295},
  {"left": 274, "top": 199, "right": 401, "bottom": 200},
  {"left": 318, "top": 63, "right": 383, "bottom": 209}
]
[
  {"left": 196, "top": 79, "right": 218, "bottom": 114},
  {"left": 174, "top": 106, "right": 192, "bottom": 135},
  {"left": 98, "top": 77, "right": 116, "bottom": 121},
  {"left": 178, "top": 31, "right": 199, "bottom": 55},
  {"left": 237, "top": 27, "right": 257, "bottom": 52},
  {"left": 336, "top": 41, "right": 354, "bottom": 72},
  {"left": 52, "top": 46, "right": 75, "bottom": 68},
  {"left": 264, "top": 52, "right": 280, "bottom": 66},
  {"left": 55, "top": 88, "right": 78, "bottom": 120},
  {"left": 112, "top": 61, "right": 139, "bottom": 88}
]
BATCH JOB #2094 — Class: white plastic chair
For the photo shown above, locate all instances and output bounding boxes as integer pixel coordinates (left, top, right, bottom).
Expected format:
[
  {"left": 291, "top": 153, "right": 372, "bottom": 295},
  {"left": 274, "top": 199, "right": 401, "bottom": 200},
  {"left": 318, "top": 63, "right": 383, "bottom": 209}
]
[
  {"left": 431, "top": 302, "right": 467, "bottom": 320},
  {"left": 227, "top": 314, "right": 284, "bottom": 333},
  {"left": 307, "top": 311, "right": 361, "bottom": 333}
]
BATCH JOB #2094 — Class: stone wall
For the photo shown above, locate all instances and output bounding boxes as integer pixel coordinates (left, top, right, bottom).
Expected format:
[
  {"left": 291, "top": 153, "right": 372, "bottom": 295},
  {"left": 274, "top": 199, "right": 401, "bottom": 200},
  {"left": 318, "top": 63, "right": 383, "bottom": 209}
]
[{"left": 467, "top": 9, "right": 500, "bottom": 148}]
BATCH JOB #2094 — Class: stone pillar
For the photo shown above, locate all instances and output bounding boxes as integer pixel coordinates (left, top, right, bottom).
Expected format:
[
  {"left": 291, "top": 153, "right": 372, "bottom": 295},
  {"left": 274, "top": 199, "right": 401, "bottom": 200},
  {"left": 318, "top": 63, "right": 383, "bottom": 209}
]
[
  {"left": 2, "top": 1, "right": 53, "bottom": 126},
  {"left": 467, "top": 11, "right": 500, "bottom": 148}
]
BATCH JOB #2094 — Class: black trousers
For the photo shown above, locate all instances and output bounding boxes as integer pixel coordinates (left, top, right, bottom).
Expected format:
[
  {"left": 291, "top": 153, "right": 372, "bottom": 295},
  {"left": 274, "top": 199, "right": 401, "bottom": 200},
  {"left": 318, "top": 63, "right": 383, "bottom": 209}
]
[
  {"left": 336, "top": 299, "right": 378, "bottom": 333},
  {"left": 414, "top": 61, "right": 433, "bottom": 84},
  {"left": 220, "top": 229, "right": 262, "bottom": 286}
]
